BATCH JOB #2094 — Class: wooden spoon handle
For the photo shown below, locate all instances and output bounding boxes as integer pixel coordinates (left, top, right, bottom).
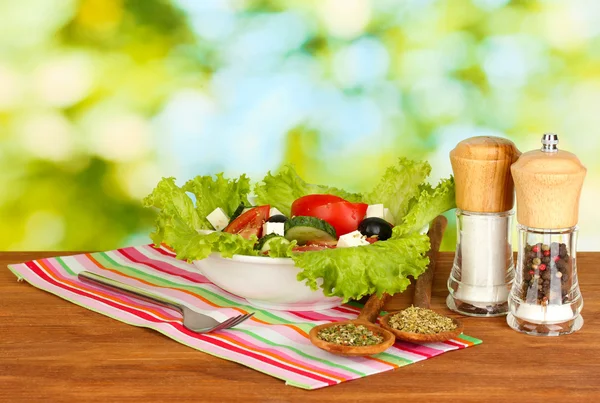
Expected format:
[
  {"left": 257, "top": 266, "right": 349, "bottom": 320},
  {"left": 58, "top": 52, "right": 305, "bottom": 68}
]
[
  {"left": 413, "top": 215, "right": 448, "bottom": 309},
  {"left": 357, "top": 293, "right": 392, "bottom": 323}
]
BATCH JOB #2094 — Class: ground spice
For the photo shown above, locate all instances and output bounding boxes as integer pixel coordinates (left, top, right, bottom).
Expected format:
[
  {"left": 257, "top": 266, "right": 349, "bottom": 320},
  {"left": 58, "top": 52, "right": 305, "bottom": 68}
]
[
  {"left": 317, "top": 323, "right": 384, "bottom": 346},
  {"left": 388, "top": 306, "right": 457, "bottom": 334}
]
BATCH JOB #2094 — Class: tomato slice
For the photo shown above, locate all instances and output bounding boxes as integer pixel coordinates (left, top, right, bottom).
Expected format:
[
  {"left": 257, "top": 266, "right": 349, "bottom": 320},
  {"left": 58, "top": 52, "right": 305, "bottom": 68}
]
[
  {"left": 292, "top": 244, "right": 336, "bottom": 252},
  {"left": 291, "top": 194, "right": 345, "bottom": 217},
  {"left": 305, "top": 239, "right": 338, "bottom": 247},
  {"left": 223, "top": 205, "right": 270, "bottom": 239},
  {"left": 293, "top": 235, "right": 339, "bottom": 253}
]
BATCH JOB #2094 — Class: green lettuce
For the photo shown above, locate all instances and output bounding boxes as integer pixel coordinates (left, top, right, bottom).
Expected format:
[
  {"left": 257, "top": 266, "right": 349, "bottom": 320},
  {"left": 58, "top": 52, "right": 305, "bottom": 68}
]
[
  {"left": 363, "top": 158, "right": 431, "bottom": 223},
  {"left": 142, "top": 177, "right": 204, "bottom": 243},
  {"left": 254, "top": 165, "right": 362, "bottom": 216},
  {"left": 265, "top": 237, "right": 298, "bottom": 258},
  {"left": 183, "top": 173, "right": 251, "bottom": 228},
  {"left": 173, "top": 231, "right": 260, "bottom": 261},
  {"left": 293, "top": 232, "right": 430, "bottom": 301},
  {"left": 393, "top": 177, "right": 455, "bottom": 236},
  {"left": 142, "top": 174, "right": 255, "bottom": 257}
]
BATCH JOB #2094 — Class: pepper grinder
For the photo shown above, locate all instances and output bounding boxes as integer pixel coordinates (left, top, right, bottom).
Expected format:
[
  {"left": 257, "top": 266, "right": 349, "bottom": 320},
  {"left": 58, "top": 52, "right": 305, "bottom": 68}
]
[
  {"left": 507, "top": 134, "right": 586, "bottom": 336},
  {"left": 447, "top": 136, "right": 521, "bottom": 317}
]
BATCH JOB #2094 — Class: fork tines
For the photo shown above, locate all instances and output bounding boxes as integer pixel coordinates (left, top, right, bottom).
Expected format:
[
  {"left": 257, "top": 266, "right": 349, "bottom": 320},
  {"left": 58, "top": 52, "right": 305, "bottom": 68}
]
[{"left": 211, "top": 312, "right": 254, "bottom": 333}]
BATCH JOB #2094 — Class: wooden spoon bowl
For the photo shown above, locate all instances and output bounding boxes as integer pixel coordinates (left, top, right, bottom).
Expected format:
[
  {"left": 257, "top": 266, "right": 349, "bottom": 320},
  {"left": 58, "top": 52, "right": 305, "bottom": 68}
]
[
  {"left": 379, "top": 312, "right": 463, "bottom": 343},
  {"left": 309, "top": 320, "right": 395, "bottom": 357},
  {"left": 309, "top": 293, "right": 395, "bottom": 357}
]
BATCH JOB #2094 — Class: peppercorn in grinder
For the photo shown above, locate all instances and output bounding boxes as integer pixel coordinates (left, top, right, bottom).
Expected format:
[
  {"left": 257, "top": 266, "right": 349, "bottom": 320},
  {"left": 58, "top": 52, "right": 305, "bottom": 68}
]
[
  {"left": 447, "top": 136, "right": 521, "bottom": 317},
  {"left": 507, "top": 134, "right": 586, "bottom": 336}
]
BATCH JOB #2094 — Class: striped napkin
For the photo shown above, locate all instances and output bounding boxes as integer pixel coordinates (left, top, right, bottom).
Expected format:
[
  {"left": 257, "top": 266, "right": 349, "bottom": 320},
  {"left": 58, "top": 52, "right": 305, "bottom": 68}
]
[{"left": 8, "top": 244, "right": 481, "bottom": 390}]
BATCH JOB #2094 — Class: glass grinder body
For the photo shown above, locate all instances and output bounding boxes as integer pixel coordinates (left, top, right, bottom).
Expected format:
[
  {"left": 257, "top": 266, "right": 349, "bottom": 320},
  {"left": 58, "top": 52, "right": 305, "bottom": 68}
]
[{"left": 507, "top": 134, "right": 586, "bottom": 336}]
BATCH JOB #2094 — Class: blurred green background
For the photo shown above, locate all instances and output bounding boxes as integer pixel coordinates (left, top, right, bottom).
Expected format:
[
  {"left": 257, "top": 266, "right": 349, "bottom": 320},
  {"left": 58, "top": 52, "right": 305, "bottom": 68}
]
[{"left": 1, "top": 0, "right": 599, "bottom": 251}]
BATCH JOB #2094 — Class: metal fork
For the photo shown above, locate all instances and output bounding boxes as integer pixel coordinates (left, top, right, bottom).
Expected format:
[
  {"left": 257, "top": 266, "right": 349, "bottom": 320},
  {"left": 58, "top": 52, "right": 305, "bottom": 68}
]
[{"left": 78, "top": 271, "right": 254, "bottom": 333}]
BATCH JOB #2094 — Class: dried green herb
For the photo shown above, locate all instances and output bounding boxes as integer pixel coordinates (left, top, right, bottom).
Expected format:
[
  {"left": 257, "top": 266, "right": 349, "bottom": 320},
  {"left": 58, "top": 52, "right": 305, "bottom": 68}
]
[
  {"left": 317, "top": 323, "right": 384, "bottom": 346},
  {"left": 388, "top": 306, "right": 457, "bottom": 334}
]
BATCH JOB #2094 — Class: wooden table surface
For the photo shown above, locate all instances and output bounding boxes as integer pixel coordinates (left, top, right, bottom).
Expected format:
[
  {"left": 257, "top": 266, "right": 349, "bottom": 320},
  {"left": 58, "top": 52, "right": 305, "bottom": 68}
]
[{"left": 2, "top": 251, "right": 599, "bottom": 402}]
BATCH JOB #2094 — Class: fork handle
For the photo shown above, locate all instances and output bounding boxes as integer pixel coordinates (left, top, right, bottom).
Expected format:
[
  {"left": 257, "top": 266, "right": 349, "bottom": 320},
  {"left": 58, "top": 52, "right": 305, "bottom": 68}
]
[{"left": 78, "top": 271, "right": 183, "bottom": 314}]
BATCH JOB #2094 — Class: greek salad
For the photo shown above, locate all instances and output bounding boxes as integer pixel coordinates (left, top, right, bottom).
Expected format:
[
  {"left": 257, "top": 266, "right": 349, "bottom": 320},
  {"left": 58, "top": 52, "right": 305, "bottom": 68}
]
[
  {"left": 207, "top": 195, "right": 398, "bottom": 254},
  {"left": 143, "top": 158, "right": 455, "bottom": 301}
]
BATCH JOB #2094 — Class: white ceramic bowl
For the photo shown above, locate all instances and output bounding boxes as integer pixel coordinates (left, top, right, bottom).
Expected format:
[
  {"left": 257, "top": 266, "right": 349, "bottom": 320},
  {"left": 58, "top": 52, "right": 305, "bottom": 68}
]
[{"left": 193, "top": 253, "right": 343, "bottom": 311}]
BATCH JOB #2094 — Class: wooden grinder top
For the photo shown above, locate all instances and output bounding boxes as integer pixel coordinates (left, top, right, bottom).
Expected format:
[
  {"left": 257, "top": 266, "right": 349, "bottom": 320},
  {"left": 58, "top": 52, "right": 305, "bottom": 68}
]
[
  {"left": 511, "top": 134, "right": 586, "bottom": 229},
  {"left": 450, "top": 136, "right": 521, "bottom": 213}
]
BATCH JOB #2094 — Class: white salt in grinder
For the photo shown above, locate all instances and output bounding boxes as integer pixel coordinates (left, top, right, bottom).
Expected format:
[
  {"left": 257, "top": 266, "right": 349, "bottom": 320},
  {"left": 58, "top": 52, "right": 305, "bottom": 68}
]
[
  {"left": 447, "top": 136, "right": 521, "bottom": 317},
  {"left": 507, "top": 134, "right": 586, "bottom": 336}
]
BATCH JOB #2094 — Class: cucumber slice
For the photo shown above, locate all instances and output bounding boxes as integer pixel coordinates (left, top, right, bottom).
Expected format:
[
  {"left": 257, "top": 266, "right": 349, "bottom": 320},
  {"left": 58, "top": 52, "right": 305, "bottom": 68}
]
[
  {"left": 255, "top": 233, "right": 290, "bottom": 253},
  {"left": 229, "top": 203, "right": 245, "bottom": 222},
  {"left": 284, "top": 216, "right": 337, "bottom": 245}
]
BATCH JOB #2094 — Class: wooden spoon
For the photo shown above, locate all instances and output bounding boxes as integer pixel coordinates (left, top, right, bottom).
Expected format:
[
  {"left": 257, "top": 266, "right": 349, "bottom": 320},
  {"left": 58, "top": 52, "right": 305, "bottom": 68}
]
[
  {"left": 309, "top": 293, "right": 395, "bottom": 356},
  {"left": 381, "top": 216, "right": 464, "bottom": 343}
]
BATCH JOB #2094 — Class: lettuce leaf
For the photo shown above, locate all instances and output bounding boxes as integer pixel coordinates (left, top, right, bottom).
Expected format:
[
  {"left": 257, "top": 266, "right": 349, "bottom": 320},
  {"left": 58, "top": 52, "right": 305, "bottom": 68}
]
[
  {"left": 173, "top": 231, "right": 260, "bottom": 261},
  {"left": 293, "top": 232, "right": 430, "bottom": 301},
  {"left": 254, "top": 165, "right": 362, "bottom": 216},
  {"left": 183, "top": 173, "right": 251, "bottom": 228},
  {"left": 266, "top": 237, "right": 298, "bottom": 258},
  {"left": 143, "top": 174, "right": 255, "bottom": 256},
  {"left": 142, "top": 177, "right": 204, "bottom": 244},
  {"left": 363, "top": 158, "right": 431, "bottom": 223},
  {"left": 393, "top": 176, "right": 455, "bottom": 236}
]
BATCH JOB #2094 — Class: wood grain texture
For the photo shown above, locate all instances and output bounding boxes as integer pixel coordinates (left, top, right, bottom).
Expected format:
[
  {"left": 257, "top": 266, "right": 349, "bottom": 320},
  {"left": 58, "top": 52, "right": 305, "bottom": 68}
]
[
  {"left": 511, "top": 148, "right": 586, "bottom": 228},
  {"left": 2, "top": 251, "right": 600, "bottom": 402},
  {"left": 450, "top": 136, "right": 521, "bottom": 212},
  {"left": 413, "top": 215, "right": 447, "bottom": 309},
  {"left": 356, "top": 293, "right": 391, "bottom": 323}
]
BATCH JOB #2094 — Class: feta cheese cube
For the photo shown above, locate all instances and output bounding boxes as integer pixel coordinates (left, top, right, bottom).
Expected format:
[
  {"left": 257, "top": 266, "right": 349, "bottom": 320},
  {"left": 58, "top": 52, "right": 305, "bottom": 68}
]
[
  {"left": 262, "top": 222, "right": 285, "bottom": 236},
  {"left": 337, "top": 230, "right": 370, "bottom": 248},
  {"left": 269, "top": 207, "right": 284, "bottom": 217},
  {"left": 383, "top": 208, "right": 395, "bottom": 225},
  {"left": 366, "top": 204, "right": 385, "bottom": 219},
  {"left": 206, "top": 207, "right": 229, "bottom": 231}
]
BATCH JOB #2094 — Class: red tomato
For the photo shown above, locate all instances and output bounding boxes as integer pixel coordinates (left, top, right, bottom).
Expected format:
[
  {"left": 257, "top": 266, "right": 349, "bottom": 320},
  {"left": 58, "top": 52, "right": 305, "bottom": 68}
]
[
  {"left": 292, "top": 244, "right": 335, "bottom": 252},
  {"left": 292, "top": 196, "right": 367, "bottom": 237},
  {"left": 306, "top": 239, "right": 338, "bottom": 247},
  {"left": 223, "top": 205, "right": 270, "bottom": 239},
  {"left": 292, "top": 239, "right": 338, "bottom": 252},
  {"left": 365, "top": 237, "right": 378, "bottom": 244},
  {"left": 291, "top": 194, "right": 345, "bottom": 216}
]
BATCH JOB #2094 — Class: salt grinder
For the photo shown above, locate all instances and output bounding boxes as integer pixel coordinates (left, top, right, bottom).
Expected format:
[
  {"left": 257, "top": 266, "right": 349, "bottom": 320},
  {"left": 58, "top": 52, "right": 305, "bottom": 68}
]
[
  {"left": 507, "top": 134, "right": 586, "bottom": 336},
  {"left": 447, "top": 136, "right": 521, "bottom": 317}
]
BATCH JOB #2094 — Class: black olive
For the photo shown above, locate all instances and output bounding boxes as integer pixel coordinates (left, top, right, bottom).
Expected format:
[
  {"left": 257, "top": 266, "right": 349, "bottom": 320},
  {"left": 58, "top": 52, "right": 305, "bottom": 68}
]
[
  {"left": 267, "top": 214, "right": 288, "bottom": 223},
  {"left": 358, "top": 217, "right": 393, "bottom": 241}
]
